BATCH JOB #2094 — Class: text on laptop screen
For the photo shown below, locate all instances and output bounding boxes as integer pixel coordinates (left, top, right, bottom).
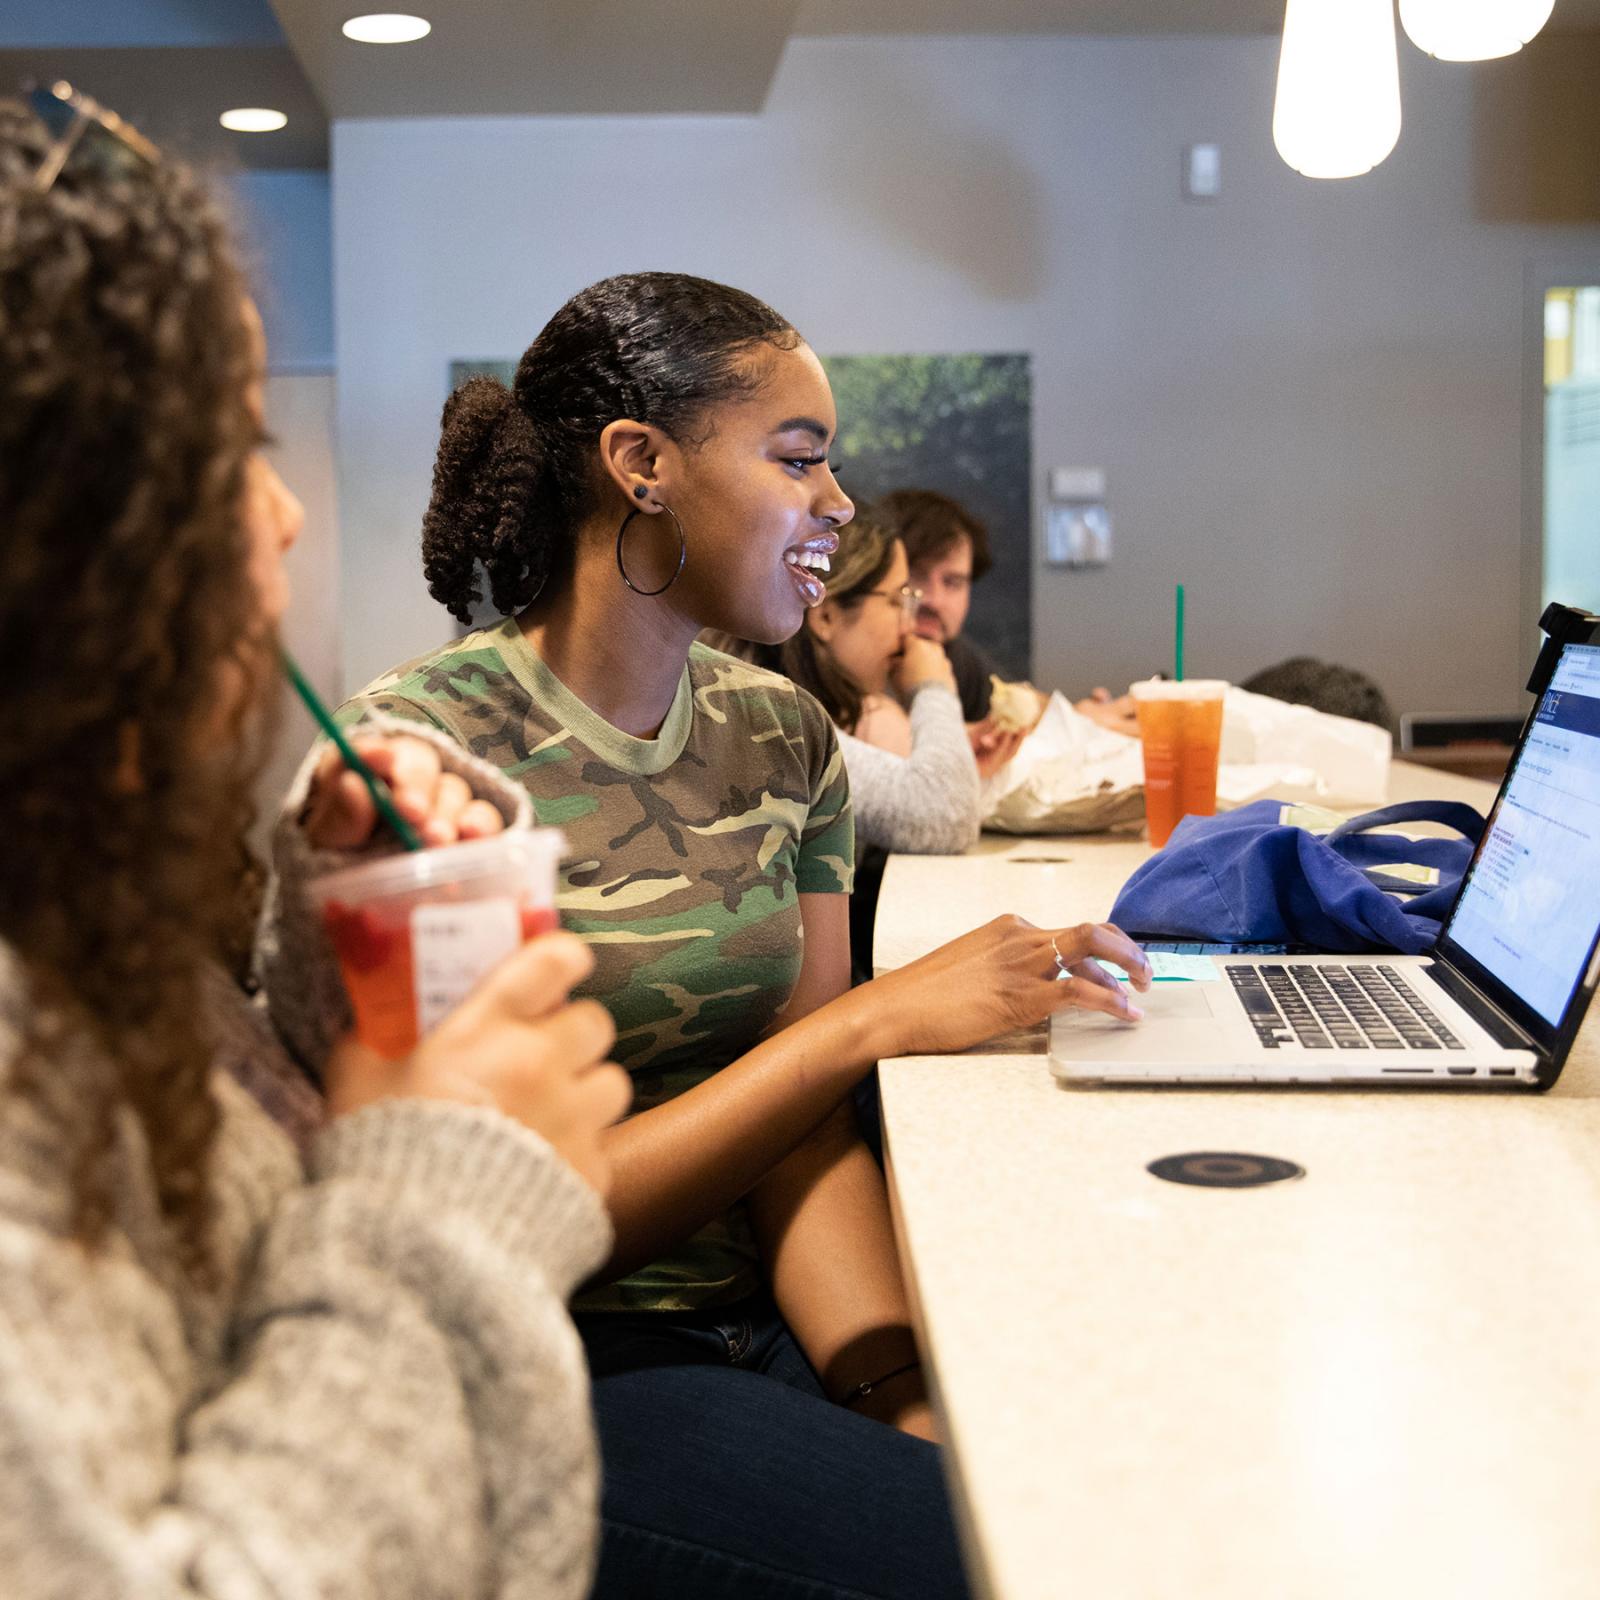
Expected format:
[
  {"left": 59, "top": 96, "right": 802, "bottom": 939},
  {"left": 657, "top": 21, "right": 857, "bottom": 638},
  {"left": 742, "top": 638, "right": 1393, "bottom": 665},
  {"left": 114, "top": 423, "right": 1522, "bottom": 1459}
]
[{"left": 1446, "top": 644, "right": 1600, "bottom": 1027}]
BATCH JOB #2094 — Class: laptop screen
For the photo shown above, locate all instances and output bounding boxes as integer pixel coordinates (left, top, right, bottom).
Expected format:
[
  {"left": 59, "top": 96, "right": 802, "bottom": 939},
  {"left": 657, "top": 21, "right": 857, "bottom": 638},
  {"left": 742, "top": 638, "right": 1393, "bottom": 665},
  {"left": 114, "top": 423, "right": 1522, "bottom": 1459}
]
[{"left": 1443, "top": 642, "right": 1600, "bottom": 1029}]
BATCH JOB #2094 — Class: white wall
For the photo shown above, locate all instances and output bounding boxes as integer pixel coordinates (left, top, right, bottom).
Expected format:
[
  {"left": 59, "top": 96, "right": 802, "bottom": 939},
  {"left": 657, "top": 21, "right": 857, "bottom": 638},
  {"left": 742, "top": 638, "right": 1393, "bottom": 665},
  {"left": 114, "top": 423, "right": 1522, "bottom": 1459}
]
[
  {"left": 1545, "top": 379, "right": 1600, "bottom": 616},
  {"left": 229, "top": 174, "right": 339, "bottom": 840},
  {"left": 331, "top": 34, "right": 1600, "bottom": 714},
  {"left": 253, "top": 373, "right": 340, "bottom": 852}
]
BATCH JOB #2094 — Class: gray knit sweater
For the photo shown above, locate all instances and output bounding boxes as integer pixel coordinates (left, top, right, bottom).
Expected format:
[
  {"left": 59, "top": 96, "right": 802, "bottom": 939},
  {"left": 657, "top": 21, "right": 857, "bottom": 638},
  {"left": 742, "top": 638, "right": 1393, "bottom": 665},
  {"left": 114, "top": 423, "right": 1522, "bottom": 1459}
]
[
  {"left": 837, "top": 682, "right": 982, "bottom": 856},
  {"left": 0, "top": 724, "right": 611, "bottom": 1599}
]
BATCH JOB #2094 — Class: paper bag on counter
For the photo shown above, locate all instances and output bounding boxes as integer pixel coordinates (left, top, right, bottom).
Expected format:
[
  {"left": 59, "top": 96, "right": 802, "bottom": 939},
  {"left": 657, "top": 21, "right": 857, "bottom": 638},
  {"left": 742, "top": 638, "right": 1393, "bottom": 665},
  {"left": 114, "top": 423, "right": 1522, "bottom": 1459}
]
[
  {"left": 979, "top": 685, "right": 1392, "bottom": 832},
  {"left": 1219, "top": 687, "right": 1391, "bottom": 808},
  {"left": 980, "top": 693, "right": 1146, "bottom": 834}
]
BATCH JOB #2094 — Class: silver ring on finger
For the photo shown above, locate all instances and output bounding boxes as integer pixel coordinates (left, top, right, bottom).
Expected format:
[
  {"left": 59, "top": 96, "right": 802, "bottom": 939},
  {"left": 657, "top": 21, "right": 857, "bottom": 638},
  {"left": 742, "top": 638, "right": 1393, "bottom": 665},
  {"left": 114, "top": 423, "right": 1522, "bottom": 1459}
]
[{"left": 1051, "top": 936, "right": 1071, "bottom": 981}]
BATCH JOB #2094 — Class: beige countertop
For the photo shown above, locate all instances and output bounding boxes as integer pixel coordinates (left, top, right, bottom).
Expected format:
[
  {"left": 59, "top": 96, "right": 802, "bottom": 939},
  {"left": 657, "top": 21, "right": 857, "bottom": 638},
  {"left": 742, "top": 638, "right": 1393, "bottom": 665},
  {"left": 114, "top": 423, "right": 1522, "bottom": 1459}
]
[{"left": 875, "top": 763, "right": 1600, "bottom": 1599}]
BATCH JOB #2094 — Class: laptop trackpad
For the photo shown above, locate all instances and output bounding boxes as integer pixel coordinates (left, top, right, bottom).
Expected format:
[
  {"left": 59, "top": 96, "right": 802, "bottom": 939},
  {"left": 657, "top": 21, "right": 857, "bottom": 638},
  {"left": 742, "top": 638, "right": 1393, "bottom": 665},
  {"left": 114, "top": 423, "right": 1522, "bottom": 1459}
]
[
  {"left": 1054, "top": 983, "right": 1239, "bottom": 1063},
  {"left": 1068, "top": 985, "right": 1216, "bottom": 1024}
]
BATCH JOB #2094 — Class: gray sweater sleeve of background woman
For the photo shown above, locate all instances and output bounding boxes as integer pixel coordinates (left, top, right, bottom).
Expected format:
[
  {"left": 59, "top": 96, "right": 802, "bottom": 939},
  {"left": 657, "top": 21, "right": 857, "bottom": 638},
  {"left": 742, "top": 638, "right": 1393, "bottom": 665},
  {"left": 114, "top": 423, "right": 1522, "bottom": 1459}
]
[{"left": 836, "top": 682, "right": 982, "bottom": 855}]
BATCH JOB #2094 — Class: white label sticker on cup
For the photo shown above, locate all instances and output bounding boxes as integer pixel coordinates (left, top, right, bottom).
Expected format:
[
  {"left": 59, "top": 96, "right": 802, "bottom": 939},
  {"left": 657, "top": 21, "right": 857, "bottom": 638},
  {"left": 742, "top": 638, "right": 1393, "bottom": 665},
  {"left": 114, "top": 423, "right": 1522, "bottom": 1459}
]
[{"left": 411, "top": 898, "right": 521, "bottom": 1037}]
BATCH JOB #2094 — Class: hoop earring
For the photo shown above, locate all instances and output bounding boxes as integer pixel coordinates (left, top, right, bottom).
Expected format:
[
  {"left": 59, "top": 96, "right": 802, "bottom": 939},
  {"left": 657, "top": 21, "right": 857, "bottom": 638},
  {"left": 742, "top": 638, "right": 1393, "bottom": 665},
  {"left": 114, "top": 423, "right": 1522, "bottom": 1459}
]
[{"left": 615, "top": 503, "right": 687, "bottom": 597}]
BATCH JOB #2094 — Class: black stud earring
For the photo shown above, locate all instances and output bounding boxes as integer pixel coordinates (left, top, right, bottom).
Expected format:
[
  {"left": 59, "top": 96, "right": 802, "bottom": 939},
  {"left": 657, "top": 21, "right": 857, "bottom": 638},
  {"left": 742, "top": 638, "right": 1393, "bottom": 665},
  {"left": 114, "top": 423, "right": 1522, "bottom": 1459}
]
[{"left": 633, "top": 485, "right": 648, "bottom": 500}]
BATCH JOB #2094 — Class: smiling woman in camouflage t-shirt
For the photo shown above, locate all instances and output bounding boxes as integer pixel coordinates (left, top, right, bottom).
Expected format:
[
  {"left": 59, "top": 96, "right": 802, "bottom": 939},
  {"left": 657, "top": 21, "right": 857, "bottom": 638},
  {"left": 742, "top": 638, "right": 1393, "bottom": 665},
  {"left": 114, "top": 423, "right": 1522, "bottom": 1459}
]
[
  {"left": 343, "top": 273, "right": 1152, "bottom": 1600},
  {"left": 344, "top": 626, "right": 853, "bottom": 1313}
]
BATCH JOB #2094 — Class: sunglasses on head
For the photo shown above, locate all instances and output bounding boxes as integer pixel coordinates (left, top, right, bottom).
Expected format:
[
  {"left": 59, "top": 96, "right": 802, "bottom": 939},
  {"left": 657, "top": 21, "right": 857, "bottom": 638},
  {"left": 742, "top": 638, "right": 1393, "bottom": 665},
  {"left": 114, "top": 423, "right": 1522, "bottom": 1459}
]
[{"left": 26, "top": 80, "right": 158, "bottom": 194}]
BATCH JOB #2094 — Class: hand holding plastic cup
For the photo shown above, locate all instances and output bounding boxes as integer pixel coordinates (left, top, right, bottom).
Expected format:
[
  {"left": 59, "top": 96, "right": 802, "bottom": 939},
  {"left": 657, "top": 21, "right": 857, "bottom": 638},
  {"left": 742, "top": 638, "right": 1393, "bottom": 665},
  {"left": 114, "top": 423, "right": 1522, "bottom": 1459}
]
[
  {"left": 1130, "top": 679, "right": 1227, "bottom": 848},
  {"left": 311, "top": 828, "right": 566, "bottom": 1059}
]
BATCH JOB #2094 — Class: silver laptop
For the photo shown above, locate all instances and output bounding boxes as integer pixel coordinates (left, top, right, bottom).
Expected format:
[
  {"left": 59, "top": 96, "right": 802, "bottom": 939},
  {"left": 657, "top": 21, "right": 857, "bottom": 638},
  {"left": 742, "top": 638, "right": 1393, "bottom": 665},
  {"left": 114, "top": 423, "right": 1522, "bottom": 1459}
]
[{"left": 1051, "top": 639, "right": 1600, "bottom": 1090}]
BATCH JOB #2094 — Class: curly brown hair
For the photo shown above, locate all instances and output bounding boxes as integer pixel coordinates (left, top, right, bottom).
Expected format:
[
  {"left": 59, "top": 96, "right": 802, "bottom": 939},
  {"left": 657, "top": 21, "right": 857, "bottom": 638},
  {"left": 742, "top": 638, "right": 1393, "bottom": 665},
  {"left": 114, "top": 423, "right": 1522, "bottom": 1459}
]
[{"left": 0, "top": 100, "right": 266, "bottom": 1280}]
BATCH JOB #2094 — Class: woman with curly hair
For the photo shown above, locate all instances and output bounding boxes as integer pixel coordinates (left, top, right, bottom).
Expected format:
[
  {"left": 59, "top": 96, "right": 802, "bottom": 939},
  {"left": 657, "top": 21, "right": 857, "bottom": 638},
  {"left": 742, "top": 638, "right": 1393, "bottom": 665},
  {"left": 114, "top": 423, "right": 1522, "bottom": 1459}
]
[
  {"left": 0, "top": 87, "right": 630, "bottom": 1598},
  {"left": 329, "top": 269, "right": 1152, "bottom": 1599}
]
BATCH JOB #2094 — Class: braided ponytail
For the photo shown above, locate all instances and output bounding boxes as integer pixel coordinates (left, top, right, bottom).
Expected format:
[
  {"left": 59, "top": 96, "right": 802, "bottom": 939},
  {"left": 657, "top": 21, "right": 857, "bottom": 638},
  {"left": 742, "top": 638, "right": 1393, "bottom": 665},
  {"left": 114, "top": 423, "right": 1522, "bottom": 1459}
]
[{"left": 421, "top": 376, "right": 545, "bottom": 624}]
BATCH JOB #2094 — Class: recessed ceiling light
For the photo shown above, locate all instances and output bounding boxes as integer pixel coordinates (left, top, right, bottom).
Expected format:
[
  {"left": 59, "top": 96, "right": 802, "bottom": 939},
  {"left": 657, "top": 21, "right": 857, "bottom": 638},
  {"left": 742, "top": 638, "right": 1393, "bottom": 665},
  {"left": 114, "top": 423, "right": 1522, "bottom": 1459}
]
[
  {"left": 220, "top": 108, "right": 288, "bottom": 133},
  {"left": 342, "top": 13, "right": 432, "bottom": 44}
]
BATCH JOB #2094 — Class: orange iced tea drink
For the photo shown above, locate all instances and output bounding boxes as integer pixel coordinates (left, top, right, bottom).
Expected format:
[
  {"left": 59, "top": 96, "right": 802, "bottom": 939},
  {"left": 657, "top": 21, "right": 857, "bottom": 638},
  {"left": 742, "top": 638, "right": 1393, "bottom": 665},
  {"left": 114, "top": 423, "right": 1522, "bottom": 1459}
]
[
  {"left": 311, "top": 829, "right": 566, "bottom": 1059},
  {"left": 1130, "top": 679, "right": 1226, "bottom": 848}
]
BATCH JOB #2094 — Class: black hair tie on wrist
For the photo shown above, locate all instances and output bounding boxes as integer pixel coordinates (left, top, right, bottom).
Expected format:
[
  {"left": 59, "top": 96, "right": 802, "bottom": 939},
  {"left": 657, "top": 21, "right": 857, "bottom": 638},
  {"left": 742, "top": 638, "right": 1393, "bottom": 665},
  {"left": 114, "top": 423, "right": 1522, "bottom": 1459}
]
[{"left": 840, "top": 1359, "right": 923, "bottom": 1407}]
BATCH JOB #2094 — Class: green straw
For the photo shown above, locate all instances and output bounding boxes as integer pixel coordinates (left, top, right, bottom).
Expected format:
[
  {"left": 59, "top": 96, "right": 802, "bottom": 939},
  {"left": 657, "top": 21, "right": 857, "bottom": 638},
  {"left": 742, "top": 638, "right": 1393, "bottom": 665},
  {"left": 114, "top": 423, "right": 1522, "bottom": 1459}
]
[
  {"left": 1175, "top": 583, "right": 1186, "bottom": 683},
  {"left": 281, "top": 649, "right": 424, "bottom": 852}
]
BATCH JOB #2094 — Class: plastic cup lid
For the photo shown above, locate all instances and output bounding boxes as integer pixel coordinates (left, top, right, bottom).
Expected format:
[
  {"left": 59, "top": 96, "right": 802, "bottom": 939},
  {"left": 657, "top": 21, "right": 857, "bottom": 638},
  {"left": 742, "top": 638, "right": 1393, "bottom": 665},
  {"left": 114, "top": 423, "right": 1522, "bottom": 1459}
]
[
  {"left": 310, "top": 826, "right": 567, "bottom": 903},
  {"left": 1129, "top": 678, "right": 1228, "bottom": 700}
]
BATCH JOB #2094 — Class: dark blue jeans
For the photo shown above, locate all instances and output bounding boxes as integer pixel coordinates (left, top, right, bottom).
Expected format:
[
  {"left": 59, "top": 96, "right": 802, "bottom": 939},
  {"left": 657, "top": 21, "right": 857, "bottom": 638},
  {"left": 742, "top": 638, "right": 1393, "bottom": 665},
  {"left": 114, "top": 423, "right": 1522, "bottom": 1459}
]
[{"left": 577, "top": 1292, "right": 973, "bottom": 1600}]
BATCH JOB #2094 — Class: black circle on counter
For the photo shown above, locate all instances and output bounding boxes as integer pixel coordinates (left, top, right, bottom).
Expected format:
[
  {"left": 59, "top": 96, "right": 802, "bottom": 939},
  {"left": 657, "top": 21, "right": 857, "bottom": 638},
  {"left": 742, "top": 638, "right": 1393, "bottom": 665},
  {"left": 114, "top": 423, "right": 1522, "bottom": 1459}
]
[{"left": 1147, "top": 1151, "right": 1305, "bottom": 1188}]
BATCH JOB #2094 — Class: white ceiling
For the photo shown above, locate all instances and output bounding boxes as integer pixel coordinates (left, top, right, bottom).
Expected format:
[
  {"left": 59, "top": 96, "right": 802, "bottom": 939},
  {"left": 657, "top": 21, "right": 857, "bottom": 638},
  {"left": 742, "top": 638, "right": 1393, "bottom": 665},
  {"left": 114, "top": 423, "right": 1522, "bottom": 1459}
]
[
  {"left": 0, "top": 45, "right": 328, "bottom": 166},
  {"left": 269, "top": 0, "right": 805, "bottom": 117},
  {"left": 267, "top": 0, "right": 1600, "bottom": 120},
  {"left": 0, "top": 0, "right": 322, "bottom": 168},
  {"left": 795, "top": 0, "right": 1600, "bottom": 35},
  {"left": 6, "top": 1, "right": 1597, "bottom": 162}
]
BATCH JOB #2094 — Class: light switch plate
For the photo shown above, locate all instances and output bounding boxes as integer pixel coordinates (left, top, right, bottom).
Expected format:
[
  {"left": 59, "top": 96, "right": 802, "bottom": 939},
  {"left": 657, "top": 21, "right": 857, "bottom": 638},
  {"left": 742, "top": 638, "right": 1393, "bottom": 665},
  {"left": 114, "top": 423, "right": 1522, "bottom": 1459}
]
[
  {"left": 1048, "top": 466, "right": 1106, "bottom": 501},
  {"left": 1044, "top": 502, "right": 1112, "bottom": 568},
  {"left": 1183, "top": 143, "right": 1221, "bottom": 200}
]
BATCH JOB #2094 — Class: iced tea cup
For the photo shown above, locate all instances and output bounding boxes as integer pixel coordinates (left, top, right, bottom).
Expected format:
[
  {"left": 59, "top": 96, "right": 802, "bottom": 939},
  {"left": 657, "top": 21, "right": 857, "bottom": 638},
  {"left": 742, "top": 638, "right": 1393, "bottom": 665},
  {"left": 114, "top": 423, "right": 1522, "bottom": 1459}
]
[
  {"left": 310, "top": 828, "right": 567, "bottom": 1060},
  {"left": 1130, "top": 679, "right": 1227, "bottom": 848}
]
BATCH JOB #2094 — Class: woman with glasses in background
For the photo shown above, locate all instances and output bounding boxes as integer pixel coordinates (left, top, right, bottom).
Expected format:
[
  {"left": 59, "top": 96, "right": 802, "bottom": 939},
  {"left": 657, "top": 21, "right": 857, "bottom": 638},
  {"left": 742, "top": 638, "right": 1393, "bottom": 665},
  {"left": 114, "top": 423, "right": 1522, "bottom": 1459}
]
[
  {"left": 712, "top": 509, "right": 1019, "bottom": 987},
  {"left": 717, "top": 509, "right": 1006, "bottom": 859}
]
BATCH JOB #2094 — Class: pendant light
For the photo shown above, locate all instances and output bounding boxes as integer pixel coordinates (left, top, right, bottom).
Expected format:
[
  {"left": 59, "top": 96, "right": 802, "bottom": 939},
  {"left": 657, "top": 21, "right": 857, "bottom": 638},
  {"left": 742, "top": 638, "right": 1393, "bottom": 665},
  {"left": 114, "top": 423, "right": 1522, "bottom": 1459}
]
[
  {"left": 1273, "top": 0, "right": 1403, "bottom": 180},
  {"left": 1399, "top": 0, "right": 1555, "bottom": 61}
]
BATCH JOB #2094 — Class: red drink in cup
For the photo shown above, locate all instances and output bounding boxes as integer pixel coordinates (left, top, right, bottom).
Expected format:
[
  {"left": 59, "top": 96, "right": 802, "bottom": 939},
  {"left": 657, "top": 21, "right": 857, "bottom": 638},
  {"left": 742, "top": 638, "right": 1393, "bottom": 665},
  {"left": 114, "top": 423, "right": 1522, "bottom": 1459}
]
[
  {"left": 311, "top": 828, "right": 566, "bottom": 1059},
  {"left": 1130, "top": 679, "right": 1227, "bottom": 848}
]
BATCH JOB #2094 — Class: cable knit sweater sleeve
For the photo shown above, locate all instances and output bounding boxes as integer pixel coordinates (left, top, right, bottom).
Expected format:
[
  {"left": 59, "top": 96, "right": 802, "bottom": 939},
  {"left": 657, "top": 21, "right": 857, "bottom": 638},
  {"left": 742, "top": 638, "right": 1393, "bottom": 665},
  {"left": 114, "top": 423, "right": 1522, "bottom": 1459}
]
[
  {"left": 0, "top": 1057, "right": 611, "bottom": 1600},
  {"left": 254, "top": 710, "right": 536, "bottom": 1078},
  {"left": 0, "top": 701, "right": 612, "bottom": 1600},
  {"left": 837, "top": 682, "right": 982, "bottom": 855}
]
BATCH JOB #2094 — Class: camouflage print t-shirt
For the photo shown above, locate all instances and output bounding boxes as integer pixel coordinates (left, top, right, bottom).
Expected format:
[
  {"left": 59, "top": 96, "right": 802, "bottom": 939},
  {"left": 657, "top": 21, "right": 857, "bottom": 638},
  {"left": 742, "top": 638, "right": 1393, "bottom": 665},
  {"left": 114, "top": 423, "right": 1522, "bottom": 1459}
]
[{"left": 339, "top": 618, "right": 855, "bottom": 1312}]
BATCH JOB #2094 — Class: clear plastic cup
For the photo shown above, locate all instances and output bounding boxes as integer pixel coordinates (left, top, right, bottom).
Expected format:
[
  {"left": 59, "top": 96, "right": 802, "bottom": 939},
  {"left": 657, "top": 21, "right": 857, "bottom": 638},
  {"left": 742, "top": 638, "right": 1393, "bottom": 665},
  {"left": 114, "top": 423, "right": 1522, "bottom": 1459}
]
[
  {"left": 310, "top": 828, "right": 566, "bottom": 1059},
  {"left": 1130, "top": 679, "right": 1227, "bottom": 847}
]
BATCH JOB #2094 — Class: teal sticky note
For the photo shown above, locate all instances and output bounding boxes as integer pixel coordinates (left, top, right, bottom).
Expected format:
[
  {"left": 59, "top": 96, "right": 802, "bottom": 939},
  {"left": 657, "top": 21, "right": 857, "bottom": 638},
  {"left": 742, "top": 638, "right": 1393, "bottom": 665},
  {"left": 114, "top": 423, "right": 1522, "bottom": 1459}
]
[
  {"left": 1147, "top": 952, "right": 1221, "bottom": 982},
  {"left": 1103, "top": 953, "right": 1222, "bottom": 983}
]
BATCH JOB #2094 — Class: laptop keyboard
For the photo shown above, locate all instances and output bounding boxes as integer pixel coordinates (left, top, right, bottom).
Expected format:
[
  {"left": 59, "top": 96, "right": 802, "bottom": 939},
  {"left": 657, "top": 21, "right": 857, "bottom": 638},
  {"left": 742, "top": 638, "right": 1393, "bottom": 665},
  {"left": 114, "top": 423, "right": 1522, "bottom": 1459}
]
[{"left": 1226, "top": 963, "right": 1465, "bottom": 1052}]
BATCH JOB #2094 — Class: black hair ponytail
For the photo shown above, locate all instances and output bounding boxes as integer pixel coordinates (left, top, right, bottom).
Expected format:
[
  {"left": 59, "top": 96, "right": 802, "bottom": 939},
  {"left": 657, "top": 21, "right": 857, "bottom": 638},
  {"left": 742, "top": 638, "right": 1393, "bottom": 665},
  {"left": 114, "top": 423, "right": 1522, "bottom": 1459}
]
[
  {"left": 421, "top": 375, "right": 547, "bottom": 624},
  {"left": 420, "top": 272, "right": 800, "bottom": 625}
]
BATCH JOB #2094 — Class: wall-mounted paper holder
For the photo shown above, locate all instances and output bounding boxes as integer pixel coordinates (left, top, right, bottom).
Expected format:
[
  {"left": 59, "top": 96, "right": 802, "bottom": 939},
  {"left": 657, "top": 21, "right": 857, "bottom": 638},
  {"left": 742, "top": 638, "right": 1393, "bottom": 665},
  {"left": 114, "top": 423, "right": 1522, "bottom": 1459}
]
[{"left": 1044, "top": 466, "right": 1111, "bottom": 569}]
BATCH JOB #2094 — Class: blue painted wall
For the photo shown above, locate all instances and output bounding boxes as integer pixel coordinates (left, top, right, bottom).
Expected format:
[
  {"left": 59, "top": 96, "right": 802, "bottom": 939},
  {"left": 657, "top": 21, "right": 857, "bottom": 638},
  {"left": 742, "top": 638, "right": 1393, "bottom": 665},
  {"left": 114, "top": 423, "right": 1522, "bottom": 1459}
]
[
  {"left": 229, "top": 170, "right": 334, "bottom": 373},
  {"left": 0, "top": 0, "right": 282, "bottom": 48}
]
